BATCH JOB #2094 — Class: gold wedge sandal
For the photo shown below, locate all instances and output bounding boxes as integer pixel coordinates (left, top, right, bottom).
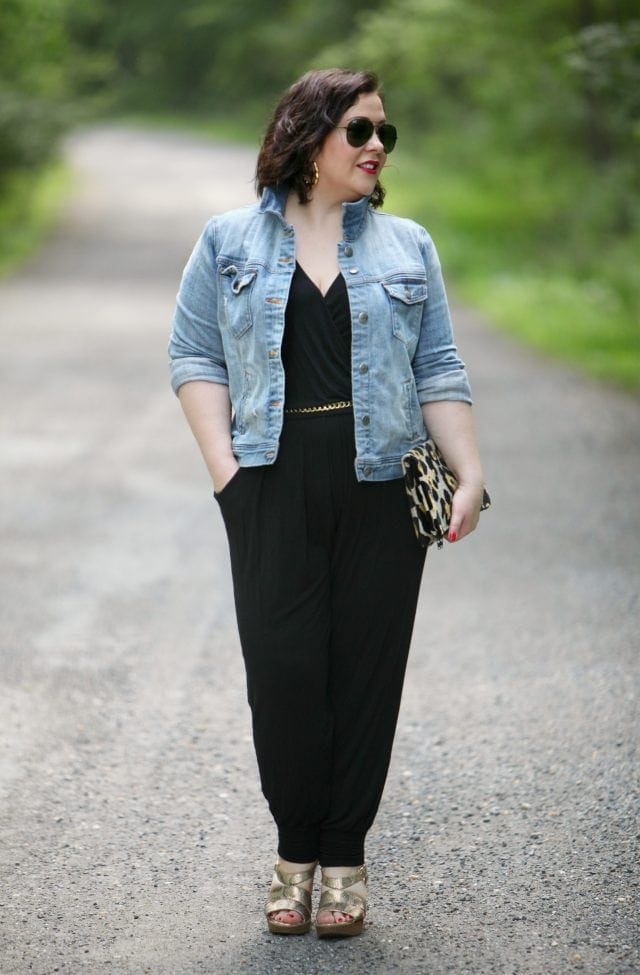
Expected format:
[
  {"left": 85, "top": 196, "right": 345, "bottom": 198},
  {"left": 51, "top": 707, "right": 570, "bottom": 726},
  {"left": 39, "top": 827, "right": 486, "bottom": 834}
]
[
  {"left": 315, "top": 864, "right": 368, "bottom": 938},
  {"left": 265, "top": 863, "right": 316, "bottom": 935}
]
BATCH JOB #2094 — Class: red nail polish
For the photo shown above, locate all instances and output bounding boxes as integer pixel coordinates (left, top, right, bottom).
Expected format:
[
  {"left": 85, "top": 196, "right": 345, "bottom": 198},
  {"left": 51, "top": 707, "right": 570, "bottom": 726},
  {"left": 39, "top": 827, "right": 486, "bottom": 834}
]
[{"left": 448, "top": 531, "right": 457, "bottom": 542}]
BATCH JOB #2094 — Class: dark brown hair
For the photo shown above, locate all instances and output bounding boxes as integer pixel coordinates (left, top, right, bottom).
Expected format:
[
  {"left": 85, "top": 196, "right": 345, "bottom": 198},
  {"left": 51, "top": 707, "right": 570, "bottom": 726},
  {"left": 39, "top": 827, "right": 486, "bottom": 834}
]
[{"left": 255, "top": 68, "right": 386, "bottom": 208}]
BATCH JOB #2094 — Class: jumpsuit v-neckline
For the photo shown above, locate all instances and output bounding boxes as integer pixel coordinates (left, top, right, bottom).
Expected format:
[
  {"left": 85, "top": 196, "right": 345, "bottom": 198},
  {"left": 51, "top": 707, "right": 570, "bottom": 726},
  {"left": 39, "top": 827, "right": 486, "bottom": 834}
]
[{"left": 280, "top": 262, "right": 352, "bottom": 411}]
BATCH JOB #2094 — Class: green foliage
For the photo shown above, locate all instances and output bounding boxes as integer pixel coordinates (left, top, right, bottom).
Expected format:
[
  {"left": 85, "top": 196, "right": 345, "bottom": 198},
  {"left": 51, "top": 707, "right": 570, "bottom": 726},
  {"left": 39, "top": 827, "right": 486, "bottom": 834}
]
[
  {"left": 559, "top": 20, "right": 640, "bottom": 159},
  {"left": 316, "top": 0, "right": 639, "bottom": 388},
  {"left": 0, "top": 87, "right": 67, "bottom": 172},
  {"left": 0, "top": 0, "right": 71, "bottom": 177},
  {"left": 1, "top": 0, "right": 637, "bottom": 386},
  {"left": 0, "top": 161, "right": 71, "bottom": 276},
  {"left": 0, "top": 0, "right": 70, "bottom": 96},
  {"left": 384, "top": 151, "right": 639, "bottom": 389},
  {"left": 62, "top": 0, "right": 387, "bottom": 113}
]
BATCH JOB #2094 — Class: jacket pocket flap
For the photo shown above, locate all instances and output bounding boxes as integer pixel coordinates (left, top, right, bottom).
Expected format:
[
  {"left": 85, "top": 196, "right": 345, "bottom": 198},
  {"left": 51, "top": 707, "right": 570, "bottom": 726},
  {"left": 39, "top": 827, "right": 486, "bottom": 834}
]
[
  {"left": 217, "top": 260, "right": 257, "bottom": 295},
  {"left": 383, "top": 282, "right": 428, "bottom": 305}
]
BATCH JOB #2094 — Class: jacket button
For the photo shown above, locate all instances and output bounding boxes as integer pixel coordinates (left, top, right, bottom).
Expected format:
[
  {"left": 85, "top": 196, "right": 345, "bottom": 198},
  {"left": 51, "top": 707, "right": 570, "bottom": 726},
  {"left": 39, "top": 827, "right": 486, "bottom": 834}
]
[
  {"left": 358, "top": 312, "right": 368, "bottom": 324},
  {"left": 344, "top": 245, "right": 353, "bottom": 257},
  {"left": 359, "top": 363, "right": 368, "bottom": 374},
  {"left": 268, "top": 349, "right": 278, "bottom": 358},
  {"left": 361, "top": 414, "right": 370, "bottom": 426},
  {"left": 349, "top": 267, "right": 359, "bottom": 275},
  {"left": 363, "top": 466, "right": 372, "bottom": 477}
]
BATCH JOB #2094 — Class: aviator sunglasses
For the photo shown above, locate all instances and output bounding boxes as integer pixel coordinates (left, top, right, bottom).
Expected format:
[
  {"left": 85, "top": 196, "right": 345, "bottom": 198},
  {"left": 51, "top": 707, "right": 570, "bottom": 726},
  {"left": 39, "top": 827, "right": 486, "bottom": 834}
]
[{"left": 338, "top": 117, "right": 398, "bottom": 154}]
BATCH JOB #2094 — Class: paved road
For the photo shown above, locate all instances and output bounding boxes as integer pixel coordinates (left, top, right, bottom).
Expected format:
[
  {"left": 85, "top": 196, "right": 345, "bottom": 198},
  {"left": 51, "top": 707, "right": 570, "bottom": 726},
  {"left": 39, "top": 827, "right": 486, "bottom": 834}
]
[{"left": 1, "top": 125, "right": 638, "bottom": 975}]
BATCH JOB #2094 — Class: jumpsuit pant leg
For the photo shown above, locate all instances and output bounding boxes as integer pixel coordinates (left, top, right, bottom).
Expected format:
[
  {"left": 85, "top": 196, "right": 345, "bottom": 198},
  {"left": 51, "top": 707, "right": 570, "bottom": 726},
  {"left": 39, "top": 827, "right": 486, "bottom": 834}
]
[{"left": 215, "top": 412, "right": 426, "bottom": 866}]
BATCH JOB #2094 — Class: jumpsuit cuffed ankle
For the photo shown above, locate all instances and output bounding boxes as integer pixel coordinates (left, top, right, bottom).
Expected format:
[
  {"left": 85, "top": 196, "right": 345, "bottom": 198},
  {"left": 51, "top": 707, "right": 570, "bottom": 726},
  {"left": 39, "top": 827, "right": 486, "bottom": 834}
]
[{"left": 215, "top": 410, "right": 426, "bottom": 867}]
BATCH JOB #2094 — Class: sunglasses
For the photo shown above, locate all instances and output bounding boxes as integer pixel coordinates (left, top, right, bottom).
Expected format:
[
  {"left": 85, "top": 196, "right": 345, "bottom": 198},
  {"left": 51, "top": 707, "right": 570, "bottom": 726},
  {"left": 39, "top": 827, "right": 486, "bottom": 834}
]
[{"left": 338, "top": 117, "right": 398, "bottom": 154}]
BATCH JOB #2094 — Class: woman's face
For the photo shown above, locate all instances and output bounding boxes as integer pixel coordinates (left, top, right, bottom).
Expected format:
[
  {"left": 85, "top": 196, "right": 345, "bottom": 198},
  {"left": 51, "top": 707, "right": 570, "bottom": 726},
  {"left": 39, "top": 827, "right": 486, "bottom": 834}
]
[{"left": 314, "top": 91, "right": 388, "bottom": 203}]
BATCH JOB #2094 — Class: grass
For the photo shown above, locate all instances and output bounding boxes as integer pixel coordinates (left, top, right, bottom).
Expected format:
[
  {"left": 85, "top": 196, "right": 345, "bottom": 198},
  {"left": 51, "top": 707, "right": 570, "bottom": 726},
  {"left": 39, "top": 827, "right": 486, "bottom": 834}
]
[
  {"left": 0, "top": 161, "right": 72, "bottom": 277},
  {"left": 463, "top": 272, "right": 639, "bottom": 387},
  {"left": 384, "top": 151, "right": 639, "bottom": 391}
]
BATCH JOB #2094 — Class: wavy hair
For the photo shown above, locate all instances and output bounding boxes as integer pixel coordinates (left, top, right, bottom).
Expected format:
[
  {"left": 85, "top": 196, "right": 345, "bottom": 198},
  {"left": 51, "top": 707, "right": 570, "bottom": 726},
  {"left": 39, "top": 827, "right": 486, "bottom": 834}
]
[{"left": 255, "top": 68, "right": 386, "bottom": 208}]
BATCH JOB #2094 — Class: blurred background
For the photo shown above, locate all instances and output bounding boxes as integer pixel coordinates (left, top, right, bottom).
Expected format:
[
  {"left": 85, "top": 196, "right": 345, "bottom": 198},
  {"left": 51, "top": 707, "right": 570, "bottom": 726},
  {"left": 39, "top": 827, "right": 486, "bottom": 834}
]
[{"left": 1, "top": 0, "right": 638, "bottom": 388}]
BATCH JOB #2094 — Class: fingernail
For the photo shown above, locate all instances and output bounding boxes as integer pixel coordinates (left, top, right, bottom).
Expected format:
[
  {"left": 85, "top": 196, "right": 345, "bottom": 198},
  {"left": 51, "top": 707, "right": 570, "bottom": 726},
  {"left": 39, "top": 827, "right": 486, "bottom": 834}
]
[{"left": 448, "top": 531, "right": 457, "bottom": 542}]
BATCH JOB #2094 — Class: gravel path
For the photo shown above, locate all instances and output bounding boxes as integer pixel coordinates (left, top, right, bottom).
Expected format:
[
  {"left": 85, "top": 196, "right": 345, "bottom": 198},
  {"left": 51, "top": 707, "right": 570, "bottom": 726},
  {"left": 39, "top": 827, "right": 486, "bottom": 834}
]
[{"left": 0, "top": 125, "right": 637, "bottom": 975}]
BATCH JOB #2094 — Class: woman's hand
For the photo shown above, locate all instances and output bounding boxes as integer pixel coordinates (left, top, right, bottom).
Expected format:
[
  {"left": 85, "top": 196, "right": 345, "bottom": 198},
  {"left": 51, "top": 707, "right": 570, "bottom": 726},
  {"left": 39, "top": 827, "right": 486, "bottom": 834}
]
[
  {"left": 212, "top": 456, "right": 240, "bottom": 495},
  {"left": 176, "top": 381, "right": 239, "bottom": 493},
  {"left": 420, "top": 400, "right": 486, "bottom": 544},
  {"left": 447, "top": 481, "right": 485, "bottom": 543}
]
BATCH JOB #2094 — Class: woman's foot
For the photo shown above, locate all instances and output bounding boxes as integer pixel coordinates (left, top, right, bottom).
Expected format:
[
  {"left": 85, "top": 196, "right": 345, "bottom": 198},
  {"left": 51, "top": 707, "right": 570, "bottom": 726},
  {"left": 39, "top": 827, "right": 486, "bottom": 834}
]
[
  {"left": 316, "top": 864, "right": 368, "bottom": 936},
  {"left": 265, "top": 858, "right": 316, "bottom": 933}
]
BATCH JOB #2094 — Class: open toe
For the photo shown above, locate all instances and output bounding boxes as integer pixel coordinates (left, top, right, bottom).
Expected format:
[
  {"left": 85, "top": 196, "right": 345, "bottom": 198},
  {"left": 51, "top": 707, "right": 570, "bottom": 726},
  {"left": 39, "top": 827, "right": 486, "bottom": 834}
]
[
  {"left": 265, "top": 863, "right": 316, "bottom": 935},
  {"left": 315, "top": 865, "right": 367, "bottom": 938}
]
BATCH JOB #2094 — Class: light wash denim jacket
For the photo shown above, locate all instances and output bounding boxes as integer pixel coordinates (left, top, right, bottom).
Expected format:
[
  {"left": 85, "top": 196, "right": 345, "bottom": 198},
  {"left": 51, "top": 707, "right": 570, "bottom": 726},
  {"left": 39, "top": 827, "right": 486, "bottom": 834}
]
[{"left": 168, "top": 185, "right": 471, "bottom": 481}]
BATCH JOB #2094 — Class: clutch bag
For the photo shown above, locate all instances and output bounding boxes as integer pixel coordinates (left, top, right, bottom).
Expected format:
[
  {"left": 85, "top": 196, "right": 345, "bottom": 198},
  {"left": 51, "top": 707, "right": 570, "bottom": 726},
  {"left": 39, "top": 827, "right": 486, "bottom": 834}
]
[{"left": 401, "top": 439, "right": 491, "bottom": 549}]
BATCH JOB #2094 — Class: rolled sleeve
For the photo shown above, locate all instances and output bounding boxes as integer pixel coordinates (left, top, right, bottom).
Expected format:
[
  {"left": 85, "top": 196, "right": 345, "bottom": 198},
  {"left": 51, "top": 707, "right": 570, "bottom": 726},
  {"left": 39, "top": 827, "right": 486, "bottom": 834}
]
[
  {"left": 412, "top": 229, "right": 472, "bottom": 405},
  {"left": 416, "top": 368, "right": 472, "bottom": 403},
  {"left": 168, "top": 219, "right": 228, "bottom": 394}
]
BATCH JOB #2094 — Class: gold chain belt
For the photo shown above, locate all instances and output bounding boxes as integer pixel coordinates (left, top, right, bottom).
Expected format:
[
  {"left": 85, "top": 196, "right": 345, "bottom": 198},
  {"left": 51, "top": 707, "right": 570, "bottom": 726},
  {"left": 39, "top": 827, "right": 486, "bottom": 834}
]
[{"left": 284, "top": 400, "right": 352, "bottom": 415}]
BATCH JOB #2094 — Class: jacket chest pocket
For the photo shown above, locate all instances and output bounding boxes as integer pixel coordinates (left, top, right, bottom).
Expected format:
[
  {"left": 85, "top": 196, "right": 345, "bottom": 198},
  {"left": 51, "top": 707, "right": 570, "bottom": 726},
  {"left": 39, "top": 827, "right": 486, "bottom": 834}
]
[
  {"left": 382, "top": 280, "right": 428, "bottom": 349},
  {"left": 218, "top": 259, "right": 258, "bottom": 338}
]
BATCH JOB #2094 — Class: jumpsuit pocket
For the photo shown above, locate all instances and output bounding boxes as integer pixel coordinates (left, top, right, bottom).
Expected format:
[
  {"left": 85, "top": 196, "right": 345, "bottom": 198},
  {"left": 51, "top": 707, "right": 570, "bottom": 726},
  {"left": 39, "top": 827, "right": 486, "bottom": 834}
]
[{"left": 214, "top": 466, "right": 243, "bottom": 504}]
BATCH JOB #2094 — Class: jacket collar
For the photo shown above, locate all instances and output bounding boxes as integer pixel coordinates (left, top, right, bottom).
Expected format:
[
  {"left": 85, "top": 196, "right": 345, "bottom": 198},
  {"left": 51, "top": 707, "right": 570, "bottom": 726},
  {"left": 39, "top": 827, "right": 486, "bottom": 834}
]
[{"left": 259, "top": 184, "right": 371, "bottom": 241}]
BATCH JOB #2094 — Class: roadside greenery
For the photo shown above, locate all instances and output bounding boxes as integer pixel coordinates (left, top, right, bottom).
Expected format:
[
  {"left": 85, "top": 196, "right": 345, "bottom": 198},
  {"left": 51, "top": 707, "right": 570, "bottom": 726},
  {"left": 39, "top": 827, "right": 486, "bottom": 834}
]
[
  {"left": 324, "top": 2, "right": 639, "bottom": 388},
  {"left": 1, "top": 0, "right": 638, "bottom": 387},
  {"left": 0, "top": 162, "right": 71, "bottom": 275},
  {"left": 383, "top": 148, "right": 639, "bottom": 388}
]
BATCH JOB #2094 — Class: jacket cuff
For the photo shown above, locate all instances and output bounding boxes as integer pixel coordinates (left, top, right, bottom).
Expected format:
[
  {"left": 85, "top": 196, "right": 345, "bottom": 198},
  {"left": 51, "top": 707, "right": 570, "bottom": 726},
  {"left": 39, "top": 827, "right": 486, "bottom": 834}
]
[
  {"left": 416, "top": 368, "right": 472, "bottom": 404},
  {"left": 169, "top": 356, "right": 229, "bottom": 395}
]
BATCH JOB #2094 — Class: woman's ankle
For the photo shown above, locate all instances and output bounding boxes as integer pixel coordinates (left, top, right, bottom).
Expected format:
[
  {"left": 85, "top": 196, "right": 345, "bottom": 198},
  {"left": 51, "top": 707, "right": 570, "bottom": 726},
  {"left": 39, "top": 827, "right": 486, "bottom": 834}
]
[
  {"left": 277, "top": 857, "right": 317, "bottom": 873},
  {"left": 321, "top": 863, "right": 365, "bottom": 875}
]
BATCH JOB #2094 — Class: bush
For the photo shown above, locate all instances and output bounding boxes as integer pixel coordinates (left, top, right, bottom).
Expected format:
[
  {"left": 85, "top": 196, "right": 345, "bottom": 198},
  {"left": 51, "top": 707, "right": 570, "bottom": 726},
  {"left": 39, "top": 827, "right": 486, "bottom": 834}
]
[{"left": 0, "top": 87, "right": 68, "bottom": 175}]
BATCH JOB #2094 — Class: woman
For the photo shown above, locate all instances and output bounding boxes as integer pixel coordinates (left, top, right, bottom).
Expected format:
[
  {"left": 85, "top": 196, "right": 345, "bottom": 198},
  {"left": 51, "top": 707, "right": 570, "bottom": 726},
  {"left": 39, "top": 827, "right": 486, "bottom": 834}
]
[{"left": 168, "top": 68, "right": 485, "bottom": 937}]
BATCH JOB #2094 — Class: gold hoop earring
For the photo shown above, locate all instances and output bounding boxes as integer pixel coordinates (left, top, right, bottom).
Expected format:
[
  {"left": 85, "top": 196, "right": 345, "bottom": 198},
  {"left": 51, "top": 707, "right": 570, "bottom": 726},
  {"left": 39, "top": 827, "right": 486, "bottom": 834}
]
[{"left": 304, "top": 161, "right": 319, "bottom": 189}]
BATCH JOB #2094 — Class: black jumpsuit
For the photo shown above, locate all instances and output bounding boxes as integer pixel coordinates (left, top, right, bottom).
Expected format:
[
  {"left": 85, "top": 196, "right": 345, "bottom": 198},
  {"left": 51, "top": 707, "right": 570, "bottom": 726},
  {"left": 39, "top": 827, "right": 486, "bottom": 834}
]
[{"left": 214, "top": 263, "right": 427, "bottom": 866}]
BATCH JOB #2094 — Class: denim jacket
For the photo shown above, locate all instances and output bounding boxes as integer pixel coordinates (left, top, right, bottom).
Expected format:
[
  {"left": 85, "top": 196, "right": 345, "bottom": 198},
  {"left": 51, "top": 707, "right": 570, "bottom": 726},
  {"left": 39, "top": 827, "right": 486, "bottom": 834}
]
[{"left": 168, "top": 185, "right": 471, "bottom": 481}]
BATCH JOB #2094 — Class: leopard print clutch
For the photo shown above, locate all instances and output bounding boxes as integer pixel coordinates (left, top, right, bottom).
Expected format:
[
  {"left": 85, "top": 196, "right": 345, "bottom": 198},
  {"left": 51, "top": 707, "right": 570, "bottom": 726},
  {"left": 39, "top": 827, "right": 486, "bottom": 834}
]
[{"left": 401, "top": 439, "right": 491, "bottom": 549}]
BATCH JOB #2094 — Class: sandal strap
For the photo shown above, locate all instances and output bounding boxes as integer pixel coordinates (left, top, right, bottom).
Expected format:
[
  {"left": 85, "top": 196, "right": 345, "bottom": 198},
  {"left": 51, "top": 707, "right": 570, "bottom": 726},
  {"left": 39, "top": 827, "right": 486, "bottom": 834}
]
[
  {"left": 273, "top": 864, "right": 316, "bottom": 887},
  {"left": 265, "top": 864, "right": 315, "bottom": 921},
  {"left": 320, "top": 864, "right": 367, "bottom": 890},
  {"left": 318, "top": 865, "right": 368, "bottom": 919}
]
